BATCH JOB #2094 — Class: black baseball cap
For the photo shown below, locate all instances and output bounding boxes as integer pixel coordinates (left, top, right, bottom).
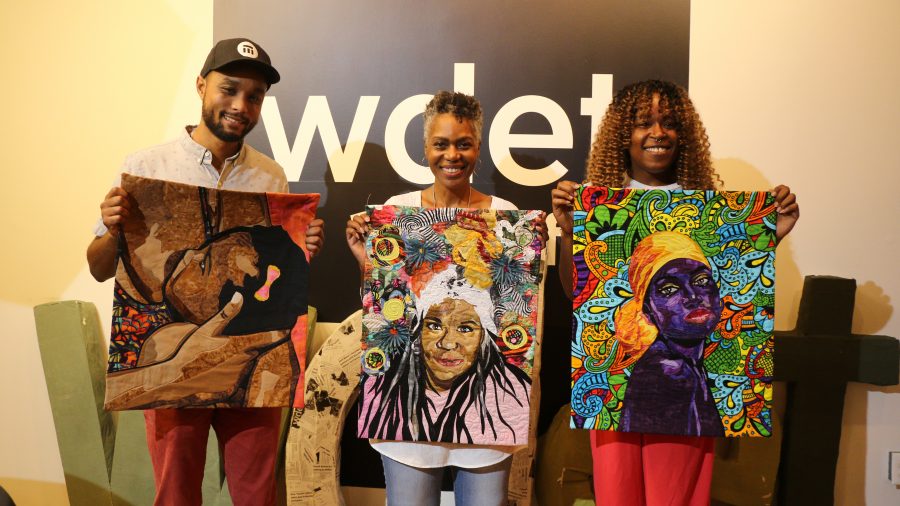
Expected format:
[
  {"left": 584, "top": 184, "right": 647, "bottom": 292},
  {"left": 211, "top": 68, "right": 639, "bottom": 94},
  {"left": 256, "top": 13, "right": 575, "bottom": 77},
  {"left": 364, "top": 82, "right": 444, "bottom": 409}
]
[{"left": 200, "top": 38, "right": 280, "bottom": 85}]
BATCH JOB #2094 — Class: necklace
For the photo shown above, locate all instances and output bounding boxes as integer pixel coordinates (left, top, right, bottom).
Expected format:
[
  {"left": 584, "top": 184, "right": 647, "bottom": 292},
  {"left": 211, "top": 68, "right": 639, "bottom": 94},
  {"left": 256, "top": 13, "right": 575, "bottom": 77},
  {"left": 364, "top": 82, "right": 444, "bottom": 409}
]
[{"left": 432, "top": 185, "right": 471, "bottom": 209}]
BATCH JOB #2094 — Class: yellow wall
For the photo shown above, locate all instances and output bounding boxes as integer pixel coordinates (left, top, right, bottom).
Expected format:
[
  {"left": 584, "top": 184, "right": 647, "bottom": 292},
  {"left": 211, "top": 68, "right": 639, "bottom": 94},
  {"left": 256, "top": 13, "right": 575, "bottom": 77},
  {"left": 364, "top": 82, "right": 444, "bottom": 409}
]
[
  {"left": 0, "top": 1, "right": 212, "bottom": 504},
  {"left": 0, "top": 0, "right": 212, "bottom": 306},
  {"left": 1, "top": 1, "right": 898, "bottom": 505},
  {"left": 691, "top": 1, "right": 900, "bottom": 504}
]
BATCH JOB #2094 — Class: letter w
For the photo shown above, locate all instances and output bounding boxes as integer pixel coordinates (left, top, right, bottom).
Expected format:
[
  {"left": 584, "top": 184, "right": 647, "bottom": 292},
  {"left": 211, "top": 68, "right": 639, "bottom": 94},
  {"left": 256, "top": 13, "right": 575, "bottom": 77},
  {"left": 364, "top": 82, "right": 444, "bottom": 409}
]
[{"left": 262, "top": 96, "right": 380, "bottom": 182}]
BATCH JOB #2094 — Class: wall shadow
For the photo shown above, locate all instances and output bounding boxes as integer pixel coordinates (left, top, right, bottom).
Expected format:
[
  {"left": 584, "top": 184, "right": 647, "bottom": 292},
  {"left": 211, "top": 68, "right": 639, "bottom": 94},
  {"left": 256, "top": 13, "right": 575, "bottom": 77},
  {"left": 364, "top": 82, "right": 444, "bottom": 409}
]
[{"left": 854, "top": 281, "right": 894, "bottom": 335}]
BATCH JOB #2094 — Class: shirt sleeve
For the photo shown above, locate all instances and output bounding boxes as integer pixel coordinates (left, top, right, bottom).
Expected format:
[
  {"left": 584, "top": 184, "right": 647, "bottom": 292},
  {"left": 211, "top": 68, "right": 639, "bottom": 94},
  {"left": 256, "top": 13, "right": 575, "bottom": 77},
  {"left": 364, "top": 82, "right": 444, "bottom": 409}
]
[{"left": 275, "top": 168, "right": 290, "bottom": 193}]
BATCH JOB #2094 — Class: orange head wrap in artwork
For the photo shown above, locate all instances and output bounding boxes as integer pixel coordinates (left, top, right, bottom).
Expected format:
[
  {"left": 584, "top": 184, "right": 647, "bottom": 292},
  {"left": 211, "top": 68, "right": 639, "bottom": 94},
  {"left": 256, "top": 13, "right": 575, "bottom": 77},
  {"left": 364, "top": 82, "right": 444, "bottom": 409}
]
[{"left": 614, "top": 231, "right": 710, "bottom": 354}]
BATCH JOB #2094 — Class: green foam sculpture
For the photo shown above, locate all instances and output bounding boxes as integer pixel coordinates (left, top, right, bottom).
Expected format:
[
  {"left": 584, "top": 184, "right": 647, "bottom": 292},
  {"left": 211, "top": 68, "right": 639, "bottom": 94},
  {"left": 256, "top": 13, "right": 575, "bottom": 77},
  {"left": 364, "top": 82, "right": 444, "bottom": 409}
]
[{"left": 34, "top": 300, "right": 234, "bottom": 505}]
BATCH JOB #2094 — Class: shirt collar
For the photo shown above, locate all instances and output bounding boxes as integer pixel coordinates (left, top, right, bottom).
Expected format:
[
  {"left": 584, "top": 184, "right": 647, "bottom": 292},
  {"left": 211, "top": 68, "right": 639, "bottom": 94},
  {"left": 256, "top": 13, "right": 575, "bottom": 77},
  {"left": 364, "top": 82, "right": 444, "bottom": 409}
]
[
  {"left": 626, "top": 178, "right": 682, "bottom": 191},
  {"left": 181, "top": 125, "right": 246, "bottom": 164}
]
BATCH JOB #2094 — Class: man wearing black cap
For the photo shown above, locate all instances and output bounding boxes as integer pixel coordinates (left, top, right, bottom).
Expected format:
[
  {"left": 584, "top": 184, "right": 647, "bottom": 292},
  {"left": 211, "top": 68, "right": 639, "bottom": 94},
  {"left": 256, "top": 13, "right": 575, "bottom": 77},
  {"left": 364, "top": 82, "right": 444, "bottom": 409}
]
[{"left": 86, "top": 38, "right": 323, "bottom": 506}]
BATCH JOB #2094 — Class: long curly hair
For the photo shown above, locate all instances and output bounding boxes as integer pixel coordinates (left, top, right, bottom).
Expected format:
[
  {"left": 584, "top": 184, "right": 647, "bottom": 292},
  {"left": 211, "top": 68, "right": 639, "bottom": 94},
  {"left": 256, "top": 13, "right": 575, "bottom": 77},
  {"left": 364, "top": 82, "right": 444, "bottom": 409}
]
[{"left": 584, "top": 80, "right": 722, "bottom": 190}]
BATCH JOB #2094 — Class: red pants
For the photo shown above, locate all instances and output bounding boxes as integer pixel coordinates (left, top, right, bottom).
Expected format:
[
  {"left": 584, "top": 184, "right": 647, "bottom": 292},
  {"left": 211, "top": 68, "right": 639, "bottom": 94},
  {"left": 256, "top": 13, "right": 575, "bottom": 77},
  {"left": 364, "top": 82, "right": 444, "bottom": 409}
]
[
  {"left": 591, "top": 431, "right": 714, "bottom": 506},
  {"left": 144, "top": 407, "right": 283, "bottom": 506}
]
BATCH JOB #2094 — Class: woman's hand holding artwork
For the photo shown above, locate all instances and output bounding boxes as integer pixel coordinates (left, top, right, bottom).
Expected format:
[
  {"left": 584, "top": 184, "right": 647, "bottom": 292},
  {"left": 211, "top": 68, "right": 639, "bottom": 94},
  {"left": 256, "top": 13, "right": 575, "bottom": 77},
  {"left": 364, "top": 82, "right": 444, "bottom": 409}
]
[
  {"left": 305, "top": 218, "right": 326, "bottom": 258},
  {"left": 551, "top": 180, "right": 579, "bottom": 236},
  {"left": 772, "top": 184, "right": 800, "bottom": 242},
  {"left": 551, "top": 180, "right": 580, "bottom": 300},
  {"left": 533, "top": 214, "right": 550, "bottom": 248},
  {"left": 345, "top": 213, "right": 370, "bottom": 269}
]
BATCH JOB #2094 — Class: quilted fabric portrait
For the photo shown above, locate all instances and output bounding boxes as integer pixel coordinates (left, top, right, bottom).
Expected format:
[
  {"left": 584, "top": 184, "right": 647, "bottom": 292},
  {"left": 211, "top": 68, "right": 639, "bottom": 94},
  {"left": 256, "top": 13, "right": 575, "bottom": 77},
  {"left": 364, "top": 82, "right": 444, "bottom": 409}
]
[
  {"left": 358, "top": 206, "right": 545, "bottom": 445},
  {"left": 570, "top": 187, "right": 777, "bottom": 438},
  {"left": 104, "top": 174, "right": 319, "bottom": 410}
]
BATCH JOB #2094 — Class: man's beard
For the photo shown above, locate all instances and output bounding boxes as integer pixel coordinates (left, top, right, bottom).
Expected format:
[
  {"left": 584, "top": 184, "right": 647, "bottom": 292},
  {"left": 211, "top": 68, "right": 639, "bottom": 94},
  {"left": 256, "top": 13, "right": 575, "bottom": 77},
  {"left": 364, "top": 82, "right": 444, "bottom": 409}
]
[{"left": 202, "top": 106, "right": 255, "bottom": 143}]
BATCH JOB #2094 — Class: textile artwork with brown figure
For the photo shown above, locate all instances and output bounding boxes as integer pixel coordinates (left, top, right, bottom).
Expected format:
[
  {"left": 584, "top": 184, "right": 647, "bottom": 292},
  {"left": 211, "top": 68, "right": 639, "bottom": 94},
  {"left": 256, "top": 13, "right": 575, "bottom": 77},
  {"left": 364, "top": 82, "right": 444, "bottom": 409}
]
[{"left": 104, "top": 174, "right": 319, "bottom": 410}]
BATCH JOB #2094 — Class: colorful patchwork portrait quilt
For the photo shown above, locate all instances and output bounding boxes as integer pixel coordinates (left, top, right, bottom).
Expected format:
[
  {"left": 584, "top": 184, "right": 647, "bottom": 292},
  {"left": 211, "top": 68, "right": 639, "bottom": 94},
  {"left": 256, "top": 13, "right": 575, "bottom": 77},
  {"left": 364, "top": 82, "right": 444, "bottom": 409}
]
[
  {"left": 358, "top": 206, "right": 545, "bottom": 445},
  {"left": 570, "top": 187, "right": 777, "bottom": 437},
  {"left": 104, "top": 174, "right": 319, "bottom": 410}
]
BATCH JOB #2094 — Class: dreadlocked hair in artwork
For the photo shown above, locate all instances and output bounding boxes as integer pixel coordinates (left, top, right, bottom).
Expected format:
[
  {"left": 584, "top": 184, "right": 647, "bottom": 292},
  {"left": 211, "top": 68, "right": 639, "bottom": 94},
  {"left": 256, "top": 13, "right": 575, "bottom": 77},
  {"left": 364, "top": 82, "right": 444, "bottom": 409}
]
[
  {"left": 358, "top": 267, "right": 531, "bottom": 444},
  {"left": 423, "top": 90, "right": 484, "bottom": 145},
  {"left": 358, "top": 316, "right": 531, "bottom": 444},
  {"left": 584, "top": 80, "right": 722, "bottom": 190}
]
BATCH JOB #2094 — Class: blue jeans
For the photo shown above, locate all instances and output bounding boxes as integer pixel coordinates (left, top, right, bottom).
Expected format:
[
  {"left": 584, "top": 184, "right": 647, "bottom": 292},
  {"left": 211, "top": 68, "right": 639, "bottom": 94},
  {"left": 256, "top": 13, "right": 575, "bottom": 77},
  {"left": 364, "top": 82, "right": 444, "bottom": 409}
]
[{"left": 381, "top": 454, "right": 512, "bottom": 506}]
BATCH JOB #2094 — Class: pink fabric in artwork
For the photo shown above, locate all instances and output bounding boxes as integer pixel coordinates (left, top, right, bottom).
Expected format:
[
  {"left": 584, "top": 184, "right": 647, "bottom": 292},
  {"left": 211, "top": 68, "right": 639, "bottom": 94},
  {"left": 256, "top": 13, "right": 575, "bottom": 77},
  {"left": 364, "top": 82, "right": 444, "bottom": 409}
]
[{"left": 357, "top": 205, "right": 545, "bottom": 446}]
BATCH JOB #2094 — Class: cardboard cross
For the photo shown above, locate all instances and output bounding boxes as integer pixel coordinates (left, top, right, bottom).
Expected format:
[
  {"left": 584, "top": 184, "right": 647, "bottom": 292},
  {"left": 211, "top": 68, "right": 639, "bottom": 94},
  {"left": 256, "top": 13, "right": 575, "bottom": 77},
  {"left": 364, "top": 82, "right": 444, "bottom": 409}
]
[{"left": 775, "top": 276, "right": 899, "bottom": 505}]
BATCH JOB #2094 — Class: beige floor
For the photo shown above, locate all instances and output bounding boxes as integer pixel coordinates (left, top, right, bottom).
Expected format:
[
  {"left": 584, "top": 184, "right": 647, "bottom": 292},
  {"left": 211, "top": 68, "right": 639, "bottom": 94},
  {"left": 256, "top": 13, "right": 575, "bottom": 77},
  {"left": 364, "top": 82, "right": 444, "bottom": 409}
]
[{"left": 0, "top": 482, "right": 466, "bottom": 506}]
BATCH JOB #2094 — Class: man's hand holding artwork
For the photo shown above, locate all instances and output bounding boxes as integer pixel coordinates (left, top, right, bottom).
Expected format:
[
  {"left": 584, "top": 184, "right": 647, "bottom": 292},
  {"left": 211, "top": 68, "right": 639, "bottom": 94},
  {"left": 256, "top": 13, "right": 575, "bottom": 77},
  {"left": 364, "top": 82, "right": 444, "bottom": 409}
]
[{"left": 100, "top": 186, "right": 133, "bottom": 237}]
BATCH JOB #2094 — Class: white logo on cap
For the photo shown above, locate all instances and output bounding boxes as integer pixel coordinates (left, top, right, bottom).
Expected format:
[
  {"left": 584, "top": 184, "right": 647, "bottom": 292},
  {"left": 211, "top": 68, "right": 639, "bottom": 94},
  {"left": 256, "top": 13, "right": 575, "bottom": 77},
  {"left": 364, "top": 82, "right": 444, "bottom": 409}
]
[{"left": 237, "top": 41, "right": 258, "bottom": 59}]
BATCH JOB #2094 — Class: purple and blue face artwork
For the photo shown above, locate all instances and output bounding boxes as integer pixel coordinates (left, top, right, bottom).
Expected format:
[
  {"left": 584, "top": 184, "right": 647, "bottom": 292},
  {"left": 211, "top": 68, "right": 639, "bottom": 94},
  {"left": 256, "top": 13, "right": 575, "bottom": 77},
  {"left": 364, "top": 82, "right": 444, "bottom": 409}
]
[
  {"left": 644, "top": 258, "right": 723, "bottom": 342},
  {"left": 571, "top": 189, "right": 778, "bottom": 437}
]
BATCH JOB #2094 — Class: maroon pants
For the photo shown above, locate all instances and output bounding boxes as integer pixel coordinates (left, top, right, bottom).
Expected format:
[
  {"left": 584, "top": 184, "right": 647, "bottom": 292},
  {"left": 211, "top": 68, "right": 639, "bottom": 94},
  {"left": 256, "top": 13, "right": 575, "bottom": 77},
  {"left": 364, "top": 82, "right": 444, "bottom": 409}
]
[
  {"left": 144, "top": 407, "right": 283, "bottom": 506},
  {"left": 591, "top": 430, "right": 715, "bottom": 506}
]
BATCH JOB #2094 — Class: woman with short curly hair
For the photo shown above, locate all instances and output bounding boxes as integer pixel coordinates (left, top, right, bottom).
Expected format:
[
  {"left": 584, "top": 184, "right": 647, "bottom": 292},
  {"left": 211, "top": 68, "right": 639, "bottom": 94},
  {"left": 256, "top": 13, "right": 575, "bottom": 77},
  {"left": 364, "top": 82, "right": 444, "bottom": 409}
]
[{"left": 347, "top": 91, "right": 544, "bottom": 505}]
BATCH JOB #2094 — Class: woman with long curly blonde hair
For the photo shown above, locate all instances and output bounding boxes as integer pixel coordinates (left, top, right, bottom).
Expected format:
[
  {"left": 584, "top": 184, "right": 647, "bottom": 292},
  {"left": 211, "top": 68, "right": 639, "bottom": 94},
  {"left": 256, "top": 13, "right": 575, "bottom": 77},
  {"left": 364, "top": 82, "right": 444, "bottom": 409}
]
[
  {"left": 585, "top": 80, "right": 721, "bottom": 190},
  {"left": 551, "top": 80, "right": 799, "bottom": 505}
]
